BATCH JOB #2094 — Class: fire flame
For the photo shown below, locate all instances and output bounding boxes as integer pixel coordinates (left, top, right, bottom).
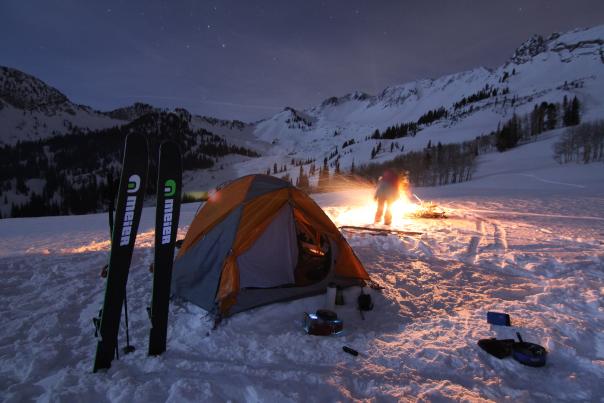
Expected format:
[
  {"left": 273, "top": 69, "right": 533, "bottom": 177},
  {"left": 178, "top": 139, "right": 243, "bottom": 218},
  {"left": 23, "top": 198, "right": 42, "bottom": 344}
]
[{"left": 329, "top": 191, "right": 422, "bottom": 230}]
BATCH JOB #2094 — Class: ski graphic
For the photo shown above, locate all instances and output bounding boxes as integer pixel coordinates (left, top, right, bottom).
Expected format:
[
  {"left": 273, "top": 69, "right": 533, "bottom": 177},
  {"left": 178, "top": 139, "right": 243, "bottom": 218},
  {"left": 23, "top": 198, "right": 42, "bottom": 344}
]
[
  {"left": 148, "top": 141, "right": 182, "bottom": 356},
  {"left": 93, "top": 133, "right": 149, "bottom": 372}
]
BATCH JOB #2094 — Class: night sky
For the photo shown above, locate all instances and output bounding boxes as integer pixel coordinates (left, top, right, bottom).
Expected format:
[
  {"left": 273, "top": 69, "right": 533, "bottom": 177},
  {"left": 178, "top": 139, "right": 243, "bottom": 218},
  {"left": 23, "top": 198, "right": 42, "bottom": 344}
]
[{"left": 1, "top": 1, "right": 603, "bottom": 121}]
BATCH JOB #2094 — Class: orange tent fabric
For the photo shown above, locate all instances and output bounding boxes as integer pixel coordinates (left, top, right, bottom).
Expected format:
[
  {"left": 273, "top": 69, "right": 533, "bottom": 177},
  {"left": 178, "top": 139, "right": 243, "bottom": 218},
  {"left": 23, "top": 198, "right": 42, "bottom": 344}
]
[
  {"left": 172, "top": 175, "right": 370, "bottom": 316},
  {"left": 178, "top": 175, "right": 254, "bottom": 256}
]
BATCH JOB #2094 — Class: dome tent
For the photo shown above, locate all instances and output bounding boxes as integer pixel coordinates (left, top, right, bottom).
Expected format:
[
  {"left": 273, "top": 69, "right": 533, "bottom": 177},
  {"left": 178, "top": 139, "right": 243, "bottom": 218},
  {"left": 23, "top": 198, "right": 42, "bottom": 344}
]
[{"left": 172, "top": 174, "right": 370, "bottom": 317}]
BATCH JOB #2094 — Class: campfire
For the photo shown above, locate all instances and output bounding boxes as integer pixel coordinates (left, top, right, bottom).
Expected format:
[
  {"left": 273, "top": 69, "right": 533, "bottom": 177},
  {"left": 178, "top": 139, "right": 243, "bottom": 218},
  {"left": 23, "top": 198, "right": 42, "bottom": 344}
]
[
  {"left": 410, "top": 195, "right": 448, "bottom": 219},
  {"left": 330, "top": 190, "right": 447, "bottom": 230}
]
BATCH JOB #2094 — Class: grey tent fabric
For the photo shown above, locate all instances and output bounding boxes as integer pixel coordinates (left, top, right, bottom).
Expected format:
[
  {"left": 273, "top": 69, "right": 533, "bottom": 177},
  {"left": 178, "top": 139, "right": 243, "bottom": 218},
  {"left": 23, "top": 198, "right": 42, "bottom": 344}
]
[
  {"left": 171, "top": 206, "right": 243, "bottom": 311},
  {"left": 244, "top": 175, "right": 292, "bottom": 201},
  {"left": 231, "top": 238, "right": 366, "bottom": 314},
  {"left": 238, "top": 204, "right": 298, "bottom": 289}
]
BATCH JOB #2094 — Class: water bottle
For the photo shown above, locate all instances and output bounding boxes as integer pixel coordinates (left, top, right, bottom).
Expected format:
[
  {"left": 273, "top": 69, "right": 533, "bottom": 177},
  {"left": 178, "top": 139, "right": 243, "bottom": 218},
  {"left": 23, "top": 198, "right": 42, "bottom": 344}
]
[{"left": 325, "top": 282, "right": 337, "bottom": 310}]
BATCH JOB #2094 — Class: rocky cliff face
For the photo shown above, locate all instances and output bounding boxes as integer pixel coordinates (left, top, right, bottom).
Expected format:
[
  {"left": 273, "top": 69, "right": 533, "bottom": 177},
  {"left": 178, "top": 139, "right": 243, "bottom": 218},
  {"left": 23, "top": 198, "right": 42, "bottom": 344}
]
[
  {"left": 511, "top": 27, "right": 604, "bottom": 64},
  {"left": 103, "top": 102, "right": 161, "bottom": 121},
  {"left": 0, "top": 66, "right": 69, "bottom": 110}
]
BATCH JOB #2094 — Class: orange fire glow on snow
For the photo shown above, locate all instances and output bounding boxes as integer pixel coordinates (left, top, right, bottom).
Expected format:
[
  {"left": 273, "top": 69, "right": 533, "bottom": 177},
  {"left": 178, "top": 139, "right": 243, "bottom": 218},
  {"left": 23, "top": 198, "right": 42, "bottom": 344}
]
[{"left": 329, "top": 191, "right": 423, "bottom": 230}]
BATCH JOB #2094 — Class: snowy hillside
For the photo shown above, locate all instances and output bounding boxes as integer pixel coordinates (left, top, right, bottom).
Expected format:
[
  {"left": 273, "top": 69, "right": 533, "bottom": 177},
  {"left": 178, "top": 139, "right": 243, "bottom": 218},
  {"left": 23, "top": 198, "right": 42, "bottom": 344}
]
[
  {"left": 1, "top": 130, "right": 603, "bottom": 401},
  {"left": 1, "top": 24, "right": 603, "bottom": 219},
  {"left": 0, "top": 66, "right": 126, "bottom": 144},
  {"left": 0, "top": 110, "right": 265, "bottom": 219},
  {"left": 248, "top": 24, "right": 604, "bottom": 182}
]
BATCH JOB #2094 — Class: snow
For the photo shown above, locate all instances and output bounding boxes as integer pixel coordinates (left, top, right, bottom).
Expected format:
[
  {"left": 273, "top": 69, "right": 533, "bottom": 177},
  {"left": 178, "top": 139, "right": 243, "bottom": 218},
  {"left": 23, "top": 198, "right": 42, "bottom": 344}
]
[
  {"left": 0, "top": 66, "right": 126, "bottom": 145},
  {"left": 3, "top": 24, "right": 603, "bottom": 198},
  {"left": 0, "top": 102, "right": 124, "bottom": 145},
  {"left": 240, "top": 24, "right": 604, "bottom": 187},
  {"left": 1, "top": 23, "right": 603, "bottom": 401},
  {"left": 1, "top": 132, "right": 604, "bottom": 401}
]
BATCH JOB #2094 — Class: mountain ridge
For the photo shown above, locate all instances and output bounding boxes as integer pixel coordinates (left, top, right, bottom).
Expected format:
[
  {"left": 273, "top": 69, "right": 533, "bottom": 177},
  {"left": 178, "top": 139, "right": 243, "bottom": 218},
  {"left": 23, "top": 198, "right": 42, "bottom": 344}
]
[{"left": 1, "top": 24, "right": 603, "bottom": 218}]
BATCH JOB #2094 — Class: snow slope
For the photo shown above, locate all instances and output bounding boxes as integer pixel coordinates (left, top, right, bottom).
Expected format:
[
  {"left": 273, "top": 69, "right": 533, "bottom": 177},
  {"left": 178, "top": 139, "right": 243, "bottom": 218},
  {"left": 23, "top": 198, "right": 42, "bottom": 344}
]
[
  {"left": 1, "top": 131, "right": 603, "bottom": 401},
  {"left": 0, "top": 66, "right": 126, "bottom": 145},
  {"left": 2, "top": 25, "right": 603, "bottom": 195},
  {"left": 246, "top": 24, "right": 604, "bottom": 184}
]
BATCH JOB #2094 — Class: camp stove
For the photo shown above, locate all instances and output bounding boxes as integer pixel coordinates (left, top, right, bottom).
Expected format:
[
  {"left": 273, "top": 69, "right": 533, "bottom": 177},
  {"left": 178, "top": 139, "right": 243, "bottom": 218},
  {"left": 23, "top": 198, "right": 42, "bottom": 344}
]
[{"left": 303, "top": 309, "right": 344, "bottom": 336}]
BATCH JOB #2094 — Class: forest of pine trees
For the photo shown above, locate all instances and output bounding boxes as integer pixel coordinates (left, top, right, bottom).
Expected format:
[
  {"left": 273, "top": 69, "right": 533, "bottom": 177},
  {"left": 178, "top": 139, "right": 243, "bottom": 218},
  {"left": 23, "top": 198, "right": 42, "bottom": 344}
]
[
  {"left": 453, "top": 84, "right": 507, "bottom": 110},
  {"left": 357, "top": 95, "right": 585, "bottom": 187},
  {"left": 371, "top": 122, "right": 418, "bottom": 140},
  {"left": 1, "top": 112, "right": 260, "bottom": 218},
  {"left": 494, "top": 96, "right": 581, "bottom": 152},
  {"left": 357, "top": 141, "right": 477, "bottom": 187},
  {"left": 417, "top": 107, "right": 448, "bottom": 126}
]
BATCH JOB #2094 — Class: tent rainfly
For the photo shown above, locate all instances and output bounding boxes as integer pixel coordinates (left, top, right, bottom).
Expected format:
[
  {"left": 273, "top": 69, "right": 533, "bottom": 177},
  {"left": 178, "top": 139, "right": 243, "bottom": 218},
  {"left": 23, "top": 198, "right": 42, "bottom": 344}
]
[{"left": 172, "top": 174, "right": 370, "bottom": 317}]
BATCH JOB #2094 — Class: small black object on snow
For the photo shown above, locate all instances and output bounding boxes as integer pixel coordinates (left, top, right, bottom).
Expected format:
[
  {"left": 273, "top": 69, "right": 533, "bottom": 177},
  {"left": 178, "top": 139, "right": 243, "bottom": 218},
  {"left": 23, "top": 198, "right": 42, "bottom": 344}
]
[
  {"left": 486, "top": 311, "right": 511, "bottom": 326},
  {"left": 512, "top": 332, "right": 547, "bottom": 367}
]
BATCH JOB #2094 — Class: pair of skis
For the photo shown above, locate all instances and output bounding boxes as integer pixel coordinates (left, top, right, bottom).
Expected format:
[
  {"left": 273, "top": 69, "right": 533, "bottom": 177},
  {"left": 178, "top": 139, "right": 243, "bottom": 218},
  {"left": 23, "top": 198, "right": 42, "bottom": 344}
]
[{"left": 92, "top": 133, "right": 182, "bottom": 373}]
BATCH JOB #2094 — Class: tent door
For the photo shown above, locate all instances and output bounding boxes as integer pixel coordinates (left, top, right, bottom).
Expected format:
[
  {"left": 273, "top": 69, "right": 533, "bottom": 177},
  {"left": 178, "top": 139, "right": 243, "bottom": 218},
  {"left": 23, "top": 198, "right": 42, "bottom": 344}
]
[{"left": 237, "top": 204, "right": 298, "bottom": 288}]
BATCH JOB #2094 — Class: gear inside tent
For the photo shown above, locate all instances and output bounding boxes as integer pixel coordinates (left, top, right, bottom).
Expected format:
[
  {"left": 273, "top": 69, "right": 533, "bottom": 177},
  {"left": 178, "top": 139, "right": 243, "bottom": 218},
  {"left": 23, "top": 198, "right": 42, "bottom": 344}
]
[{"left": 172, "top": 174, "right": 370, "bottom": 317}]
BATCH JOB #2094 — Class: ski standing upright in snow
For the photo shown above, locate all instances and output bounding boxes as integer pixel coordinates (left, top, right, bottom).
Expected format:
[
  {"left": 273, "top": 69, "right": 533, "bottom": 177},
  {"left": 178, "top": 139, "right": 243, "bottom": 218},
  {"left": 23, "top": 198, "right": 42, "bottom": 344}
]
[
  {"left": 93, "top": 133, "right": 149, "bottom": 372},
  {"left": 148, "top": 141, "right": 182, "bottom": 356}
]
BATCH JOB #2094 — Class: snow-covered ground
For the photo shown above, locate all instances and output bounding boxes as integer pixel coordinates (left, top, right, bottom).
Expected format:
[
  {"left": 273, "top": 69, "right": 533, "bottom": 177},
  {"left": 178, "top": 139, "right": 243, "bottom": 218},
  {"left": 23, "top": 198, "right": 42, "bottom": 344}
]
[{"left": 1, "top": 133, "right": 603, "bottom": 401}]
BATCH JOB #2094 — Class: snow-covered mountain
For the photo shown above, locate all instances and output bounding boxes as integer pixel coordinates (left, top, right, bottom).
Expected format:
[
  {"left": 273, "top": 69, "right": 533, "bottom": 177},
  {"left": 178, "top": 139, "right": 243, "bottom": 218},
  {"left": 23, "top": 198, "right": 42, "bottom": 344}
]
[
  {"left": 0, "top": 66, "right": 128, "bottom": 144},
  {"left": 1, "top": 24, "right": 603, "bottom": 218},
  {"left": 248, "top": 24, "right": 604, "bottom": 181}
]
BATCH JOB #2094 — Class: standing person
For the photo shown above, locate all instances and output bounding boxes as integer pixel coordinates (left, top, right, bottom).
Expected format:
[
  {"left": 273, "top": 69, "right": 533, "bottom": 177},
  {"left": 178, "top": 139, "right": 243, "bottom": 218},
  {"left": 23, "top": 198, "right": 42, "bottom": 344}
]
[{"left": 374, "top": 168, "right": 400, "bottom": 225}]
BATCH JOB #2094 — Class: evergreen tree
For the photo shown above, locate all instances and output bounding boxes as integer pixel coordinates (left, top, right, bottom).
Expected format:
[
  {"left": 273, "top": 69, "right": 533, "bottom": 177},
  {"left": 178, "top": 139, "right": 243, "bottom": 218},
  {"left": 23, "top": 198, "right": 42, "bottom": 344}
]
[
  {"left": 16, "top": 177, "right": 27, "bottom": 194},
  {"left": 563, "top": 98, "right": 572, "bottom": 126},
  {"left": 495, "top": 114, "right": 522, "bottom": 151},
  {"left": 296, "top": 165, "right": 310, "bottom": 189},
  {"left": 570, "top": 96, "right": 581, "bottom": 126},
  {"left": 318, "top": 158, "right": 330, "bottom": 190},
  {"left": 530, "top": 104, "right": 544, "bottom": 136},
  {"left": 546, "top": 103, "right": 558, "bottom": 130}
]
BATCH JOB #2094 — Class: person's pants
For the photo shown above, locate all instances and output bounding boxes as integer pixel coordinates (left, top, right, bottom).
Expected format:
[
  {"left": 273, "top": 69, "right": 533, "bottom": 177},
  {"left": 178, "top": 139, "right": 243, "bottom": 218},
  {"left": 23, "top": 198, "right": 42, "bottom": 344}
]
[{"left": 375, "top": 199, "right": 392, "bottom": 225}]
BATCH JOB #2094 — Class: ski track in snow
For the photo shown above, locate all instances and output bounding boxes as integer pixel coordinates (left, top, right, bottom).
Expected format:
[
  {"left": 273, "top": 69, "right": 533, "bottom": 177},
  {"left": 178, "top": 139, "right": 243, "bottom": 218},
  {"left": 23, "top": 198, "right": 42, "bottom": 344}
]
[
  {"left": 515, "top": 174, "right": 586, "bottom": 189},
  {"left": 1, "top": 189, "right": 604, "bottom": 401}
]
